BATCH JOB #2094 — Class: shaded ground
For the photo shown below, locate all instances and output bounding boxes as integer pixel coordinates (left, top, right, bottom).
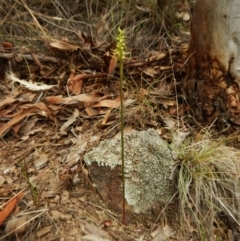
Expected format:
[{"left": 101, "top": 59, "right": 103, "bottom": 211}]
[
  {"left": 0, "top": 1, "right": 238, "bottom": 240},
  {"left": 0, "top": 41, "right": 187, "bottom": 240}
]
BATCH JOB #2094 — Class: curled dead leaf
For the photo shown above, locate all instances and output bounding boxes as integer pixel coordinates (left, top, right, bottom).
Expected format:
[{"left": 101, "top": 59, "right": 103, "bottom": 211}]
[{"left": 4, "top": 215, "right": 28, "bottom": 239}]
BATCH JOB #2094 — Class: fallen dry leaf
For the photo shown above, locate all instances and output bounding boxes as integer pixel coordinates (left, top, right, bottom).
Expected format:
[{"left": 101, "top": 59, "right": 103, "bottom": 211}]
[
  {"left": 50, "top": 41, "right": 80, "bottom": 51},
  {"left": 0, "top": 175, "right": 5, "bottom": 185},
  {"left": 12, "top": 121, "right": 25, "bottom": 135},
  {"left": 0, "top": 97, "right": 16, "bottom": 109},
  {"left": 151, "top": 225, "right": 175, "bottom": 241},
  {"left": 67, "top": 73, "right": 107, "bottom": 94},
  {"left": 159, "top": 66, "right": 172, "bottom": 71},
  {"left": 4, "top": 215, "right": 28, "bottom": 238},
  {"left": 68, "top": 78, "right": 83, "bottom": 95},
  {"left": 101, "top": 109, "right": 112, "bottom": 125},
  {"left": 34, "top": 154, "right": 48, "bottom": 170},
  {"left": 146, "top": 52, "right": 167, "bottom": 62},
  {"left": 114, "top": 126, "right": 136, "bottom": 139},
  {"left": 35, "top": 225, "right": 53, "bottom": 238},
  {"left": 0, "top": 190, "right": 24, "bottom": 226},
  {"left": 107, "top": 57, "right": 118, "bottom": 81},
  {"left": 71, "top": 73, "right": 106, "bottom": 81},
  {"left": 143, "top": 66, "right": 158, "bottom": 77},
  {"left": 60, "top": 108, "right": 79, "bottom": 132},
  {"left": 84, "top": 223, "right": 109, "bottom": 238},
  {"left": 0, "top": 103, "right": 53, "bottom": 137},
  {"left": 139, "top": 87, "right": 148, "bottom": 99},
  {"left": 97, "top": 120, "right": 116, "bottom": 127},
  {"left": 2, "top": 41, "right": 13, "bottom": 49},
  {"left": 0, "top": 109, "right": 35, "bottom": 137},
  {"left": 50, "top": 210, "right": 72, "bottom": 221},
  {"left": 44, "top": 94, "right": 101, "bottom": 105},
  {"left": 85, "top": 102, "right": 99, "bottom": 117},
  {"left": 169, "top": 104, "right": 189, "bottom": 117},
  {"left": 149, "top": 97, "right": 176, "bottom": 106},
  {"left": 19, "top": 117, "right": 39, "bottom": 135},
  {"left": 81, "top": 234, "right": 110, "bottom": 241},
  {"left": 94, "top": 96, "right": 120, "bottom": 108},
  {"left": 101, "top": 220, "right": 112, "bottom": 228}
]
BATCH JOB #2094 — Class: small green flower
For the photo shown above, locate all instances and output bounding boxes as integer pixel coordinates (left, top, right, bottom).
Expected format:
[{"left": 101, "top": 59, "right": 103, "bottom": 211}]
[{"left": 113, "top": 28, "right": 128, "bottom": 61}]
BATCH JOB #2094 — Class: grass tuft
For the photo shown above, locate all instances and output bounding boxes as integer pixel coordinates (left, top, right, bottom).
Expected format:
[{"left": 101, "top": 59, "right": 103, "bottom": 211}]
[{"left": 173, "top": 130, "right": 240, "bottom": 239}]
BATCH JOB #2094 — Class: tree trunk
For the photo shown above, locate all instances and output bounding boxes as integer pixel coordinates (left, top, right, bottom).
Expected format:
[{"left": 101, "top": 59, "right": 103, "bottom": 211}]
[{"left": 187, "top": 0, "right": 240, "bottom": 128}]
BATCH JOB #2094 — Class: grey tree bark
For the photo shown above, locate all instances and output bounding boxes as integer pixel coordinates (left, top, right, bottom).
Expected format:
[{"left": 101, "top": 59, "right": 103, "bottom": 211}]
[{"left": 187, "top": 0, "right": 240, "bottom": 127}]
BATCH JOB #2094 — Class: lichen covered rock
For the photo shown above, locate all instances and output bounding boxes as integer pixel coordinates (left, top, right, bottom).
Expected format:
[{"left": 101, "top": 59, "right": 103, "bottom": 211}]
[{"left": 84, "top": 129, "right": 174, "bottom": 215}]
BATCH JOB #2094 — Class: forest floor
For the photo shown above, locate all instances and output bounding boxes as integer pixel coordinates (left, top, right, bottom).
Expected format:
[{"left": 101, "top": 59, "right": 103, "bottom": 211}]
[{"left": 0, "top": 1, "right": 239, "bottom": 241}]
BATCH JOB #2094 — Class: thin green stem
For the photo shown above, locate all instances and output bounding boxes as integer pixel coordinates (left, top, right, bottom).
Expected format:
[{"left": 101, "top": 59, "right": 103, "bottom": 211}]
[
  {"left": 119, "top": 51, "right": 126, "bottom": 225},
  {"left": 20, "top": 160, "right": 38, "bottom": 206},
  {"left": 114, "top": 28, "right": 127, "bottom": 225}
]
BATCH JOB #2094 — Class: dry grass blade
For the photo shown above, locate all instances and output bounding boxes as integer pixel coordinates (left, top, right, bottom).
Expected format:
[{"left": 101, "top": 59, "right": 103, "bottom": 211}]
[{"left": 19, "top": 0, "right": 48, "bottom": 39}]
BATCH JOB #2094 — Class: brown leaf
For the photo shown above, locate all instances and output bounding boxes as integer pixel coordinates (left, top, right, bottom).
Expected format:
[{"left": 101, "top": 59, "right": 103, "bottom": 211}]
[
  {"left": 35, "top": 225, "right": 52, "bottom": 238},
  {"left": 0, "top": 97, "right": 16, "bottom": 109},
  {"left": 101, "top": 220, "right": 112, "bottom": 228},
  {"left": 107, "top": 57, "right": 118, "bottom": 81},
  {"left": 80, "top": 31, "right": 96, "bottom": 48},
  {"left": 103, "top": 42, "right": 117, "bottom": 65},
  {"left": 85, "top": 102, "right": 98, "bottom": 117},
  {"left": 0, "top": 109, "right": 34, "bottom": 137},
  {"left": 60, "top": 108, "right": 79, "bottom": 132},
  {"left": 151, "top": 225, "right": 175, "bottom": 241},
  {"left": 0, "top": 103, "right": 53, "bottom": 137},
  {"left": 68, "top": 78, "right": 83, "bottom": 95},
  {"left": 114, "top": 126, "right": 136, "bottom": 139},
  {"left": 139, "top": 88, "right": 148, "bottom": 99},
  {"left": 4, "top": 216, "right": 28, "bottom": 238},
  {"left": 101, "top": 109, "right": 112, "bottom": 125},
  {"left": 84, "top": 223, "right": 109, "bottom": 238},
  {"left": 159, "top": 66, "right": 172, "bottom": 71},
  {"left": 70, "top": 73, "right": 106, "bottom": 82},
  {"left": 94, "top": 96, "right": 120, "bottom": 108},
  {"left": 50, "top": 41, "right": 80, "bottom": 51},
  {"left": 0, "top": 190, "right": 24, "bottom": 226},
  {"left": 150, "top": 97, "right": 176, "bottom": 106},
  {"left": 2, "top": 41, "right": 14, "bottom": 49},
  {"left": 143, "top": 67, "right": 158, "bottom": 77},
  {"left": 72, "top": 73, "right": 92, "bottom": 81},
  {"left": 97, "top": 121, "right": 116, "bottom": 127},
  {"left": 44, "top": 94, "right": 101, "bottom": 105},
  {"left": 169, "top": 105, "right": 189, "bottom": 117},
  {"left": 12, "top": 121, "right": 25, "bottom": 135},
  {"left": 146, "top": 52, "right": 167, "bottom": 62},
  {"left": 67, "top": 73, "right": 99, "bottom": 95}
]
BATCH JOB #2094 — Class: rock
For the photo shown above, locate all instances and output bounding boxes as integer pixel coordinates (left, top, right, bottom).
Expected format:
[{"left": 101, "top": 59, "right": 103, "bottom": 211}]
[{"left": 84, "top": 129, "right": 175, "bottom": 221}]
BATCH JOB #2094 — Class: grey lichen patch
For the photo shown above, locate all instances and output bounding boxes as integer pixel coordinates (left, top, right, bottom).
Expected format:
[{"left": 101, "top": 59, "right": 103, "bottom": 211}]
[{"left": 84, "top": 129, "right": 174, "bottom": 214}]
